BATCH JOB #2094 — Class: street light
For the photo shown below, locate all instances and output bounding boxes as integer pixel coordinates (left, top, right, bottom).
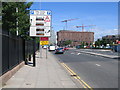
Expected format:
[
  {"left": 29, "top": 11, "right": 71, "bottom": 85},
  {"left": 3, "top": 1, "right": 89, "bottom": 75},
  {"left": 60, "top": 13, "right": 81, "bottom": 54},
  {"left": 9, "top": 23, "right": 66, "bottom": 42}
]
[{"left": 16, "top": 7, "right": 18, "bottom": 36}]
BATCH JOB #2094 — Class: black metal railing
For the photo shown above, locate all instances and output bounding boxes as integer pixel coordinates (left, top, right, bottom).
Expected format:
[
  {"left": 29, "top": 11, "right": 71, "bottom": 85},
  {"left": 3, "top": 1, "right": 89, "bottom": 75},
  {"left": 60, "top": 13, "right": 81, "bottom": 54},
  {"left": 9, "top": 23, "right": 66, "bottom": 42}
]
[{"left": 2, "top": 30, "right": 39, "bottom": 75}]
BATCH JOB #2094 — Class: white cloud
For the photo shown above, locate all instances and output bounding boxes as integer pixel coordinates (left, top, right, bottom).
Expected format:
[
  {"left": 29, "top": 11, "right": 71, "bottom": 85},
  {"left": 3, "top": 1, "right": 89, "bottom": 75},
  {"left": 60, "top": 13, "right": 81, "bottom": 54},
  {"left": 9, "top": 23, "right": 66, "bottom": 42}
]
[{"left": 94, "top": 27, "right": 118, "bottom": 41}]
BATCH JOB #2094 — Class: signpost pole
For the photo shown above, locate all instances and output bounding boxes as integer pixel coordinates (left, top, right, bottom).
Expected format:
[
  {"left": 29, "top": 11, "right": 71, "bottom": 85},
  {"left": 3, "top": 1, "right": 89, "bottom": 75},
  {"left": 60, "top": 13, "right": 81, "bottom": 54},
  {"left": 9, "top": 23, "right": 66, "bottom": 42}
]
[
  {"left": 33, "top": 37, "right": 36, "bottom": 67},
  {"left": 46, "top": 46, "right": 47, "bottom": 59},
  {"left": 40, "top": 40, "right": 42, "bottom": 58},
  {"left": 39, "top": 41, "right": 40, "bottom": 58}
]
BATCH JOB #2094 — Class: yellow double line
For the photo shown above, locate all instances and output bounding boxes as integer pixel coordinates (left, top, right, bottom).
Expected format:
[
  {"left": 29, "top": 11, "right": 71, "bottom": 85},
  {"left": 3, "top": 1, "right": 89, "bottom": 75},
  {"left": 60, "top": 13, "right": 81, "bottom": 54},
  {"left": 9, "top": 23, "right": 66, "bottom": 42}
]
[{"left": 61, "top": 63, "right": 93, "bottom": 90}]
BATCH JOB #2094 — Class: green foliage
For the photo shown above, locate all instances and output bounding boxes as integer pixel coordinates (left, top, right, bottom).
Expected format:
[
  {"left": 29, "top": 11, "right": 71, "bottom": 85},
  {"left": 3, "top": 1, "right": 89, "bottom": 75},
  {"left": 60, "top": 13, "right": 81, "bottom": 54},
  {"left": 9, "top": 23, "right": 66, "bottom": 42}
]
[
  {"left": 36, "top": 37, "right": 40, "bottom": 43},
  {"left": 95, "top": 38, "right": 113, "bottom": 47},
  {"left": 81, "top": 42, "right": 85, "bottom": 46},
  {"left": 63, "top": 40, "right": 72, "bottom": 46},
  {"left": 2, "top": 2, "right": 33, "bottom": 40},
  {"left": 109, "top": 41, "right": 113, "bottom": 46}
]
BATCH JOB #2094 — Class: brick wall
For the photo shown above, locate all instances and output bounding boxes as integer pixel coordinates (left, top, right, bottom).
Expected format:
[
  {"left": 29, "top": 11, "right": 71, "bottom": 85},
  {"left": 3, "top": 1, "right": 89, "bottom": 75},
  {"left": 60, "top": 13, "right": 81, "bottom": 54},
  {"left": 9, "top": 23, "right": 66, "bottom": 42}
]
[{"left": 57, "top": 30, "right": 94, "bottom": 46}]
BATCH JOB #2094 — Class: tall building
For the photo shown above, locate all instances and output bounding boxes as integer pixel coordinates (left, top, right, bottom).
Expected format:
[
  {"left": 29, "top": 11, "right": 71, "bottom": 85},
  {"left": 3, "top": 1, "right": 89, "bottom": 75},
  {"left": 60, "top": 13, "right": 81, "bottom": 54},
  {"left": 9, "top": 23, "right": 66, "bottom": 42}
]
[{"left": 57, "top": 30, "right": 94, "bottom": 46}]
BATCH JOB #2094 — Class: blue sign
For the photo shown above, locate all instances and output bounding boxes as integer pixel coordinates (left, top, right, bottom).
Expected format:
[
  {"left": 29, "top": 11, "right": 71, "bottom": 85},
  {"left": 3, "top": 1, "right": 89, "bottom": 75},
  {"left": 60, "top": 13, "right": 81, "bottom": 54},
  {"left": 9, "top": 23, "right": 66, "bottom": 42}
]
[
  {"left": 47, "top": 11, "right": 51, "bottom": 15},
  {"left": 30, "top": 10, "right": 34, "bottom": 14}
]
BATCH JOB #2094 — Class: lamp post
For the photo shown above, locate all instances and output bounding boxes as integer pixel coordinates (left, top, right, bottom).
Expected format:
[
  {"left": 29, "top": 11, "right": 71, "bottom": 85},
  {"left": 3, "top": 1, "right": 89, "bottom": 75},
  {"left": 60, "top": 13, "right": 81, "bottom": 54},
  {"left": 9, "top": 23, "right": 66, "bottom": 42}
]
[{"left": 16, "top": 7, "right": 18, "bottom": 36}]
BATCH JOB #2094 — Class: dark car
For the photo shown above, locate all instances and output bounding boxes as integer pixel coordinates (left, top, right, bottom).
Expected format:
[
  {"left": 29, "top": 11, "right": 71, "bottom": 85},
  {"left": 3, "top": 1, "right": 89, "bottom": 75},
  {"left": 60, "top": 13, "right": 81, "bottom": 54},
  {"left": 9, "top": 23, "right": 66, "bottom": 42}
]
[{"left": 55, "top": 48, "right": 64, "bottom": 54}]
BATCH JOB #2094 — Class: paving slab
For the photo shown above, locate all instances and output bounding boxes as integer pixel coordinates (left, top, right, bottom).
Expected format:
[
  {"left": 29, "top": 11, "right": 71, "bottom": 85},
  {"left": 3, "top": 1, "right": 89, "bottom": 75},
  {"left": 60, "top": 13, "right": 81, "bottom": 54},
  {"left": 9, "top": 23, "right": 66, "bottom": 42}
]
[{"left": 2, "top": 49, "right": 79, "bottom": 88}]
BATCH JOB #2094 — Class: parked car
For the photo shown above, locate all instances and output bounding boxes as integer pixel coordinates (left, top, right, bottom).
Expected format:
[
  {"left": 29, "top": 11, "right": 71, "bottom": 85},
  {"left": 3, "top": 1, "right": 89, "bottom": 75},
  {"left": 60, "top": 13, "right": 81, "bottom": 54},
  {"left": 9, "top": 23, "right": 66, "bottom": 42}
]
[
  {"left": 64, "top": 47, "right": 69, "bottom": 50},
  {"left": 55, "top": 48, "right": 64, "bottom": 54},
  {"left": 43, "top": 45, "right": 48, "bottom": 49}
]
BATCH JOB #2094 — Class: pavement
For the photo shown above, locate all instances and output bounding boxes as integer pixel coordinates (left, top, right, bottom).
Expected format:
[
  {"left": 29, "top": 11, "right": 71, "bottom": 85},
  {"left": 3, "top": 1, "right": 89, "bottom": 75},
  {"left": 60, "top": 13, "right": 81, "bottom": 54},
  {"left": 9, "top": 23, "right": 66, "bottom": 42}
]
[{"left": 2, "top": 49, "right": 79, "bottom": 88}]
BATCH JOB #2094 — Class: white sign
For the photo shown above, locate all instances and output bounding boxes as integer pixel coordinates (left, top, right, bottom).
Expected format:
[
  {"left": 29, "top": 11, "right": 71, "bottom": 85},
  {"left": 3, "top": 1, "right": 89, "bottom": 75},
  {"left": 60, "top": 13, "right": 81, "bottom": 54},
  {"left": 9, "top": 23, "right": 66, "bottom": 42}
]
[
  {"left": 30, "top": 27, "right": 51, "bottom": 37},
  {"left": 29, "top": 10, "right": 51, "bottom": 37},
  {"left": 30, "top": 10, "right": 51, "bottom": 16},
  {"left": 30, "top": 16, "right": 51, "bottom": 27}
]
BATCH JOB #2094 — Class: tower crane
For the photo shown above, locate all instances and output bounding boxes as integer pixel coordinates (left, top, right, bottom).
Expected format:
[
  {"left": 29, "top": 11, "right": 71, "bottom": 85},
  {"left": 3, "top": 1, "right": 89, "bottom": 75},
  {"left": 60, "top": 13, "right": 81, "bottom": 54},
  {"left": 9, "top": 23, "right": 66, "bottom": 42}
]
[
  {"left": 61, "top": 18, "right": 79, "bottom": 30},
  {"left": 76, "top": 24, "right": 96, "bottom": 32}
]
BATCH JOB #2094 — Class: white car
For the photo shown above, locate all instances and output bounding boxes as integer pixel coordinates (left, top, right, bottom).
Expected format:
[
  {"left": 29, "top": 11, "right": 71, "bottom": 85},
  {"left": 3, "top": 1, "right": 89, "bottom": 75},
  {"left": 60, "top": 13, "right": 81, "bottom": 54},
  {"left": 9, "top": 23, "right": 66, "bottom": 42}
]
[
  {"left": 48, "top": 46, "right": 56, "bottom": 51},
  {"left": 43, "top": 45, "right": 48, "bottom": 49}
]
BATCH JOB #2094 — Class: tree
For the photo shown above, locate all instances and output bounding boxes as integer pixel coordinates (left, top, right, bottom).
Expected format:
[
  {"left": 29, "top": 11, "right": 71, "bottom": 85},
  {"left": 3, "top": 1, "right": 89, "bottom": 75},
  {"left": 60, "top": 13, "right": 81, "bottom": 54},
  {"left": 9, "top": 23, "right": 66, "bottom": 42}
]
[
  {"left": 102, "top": 39, "right": 107, "bottom": 46},
  {"left": 109, "top": 41, "right": 113, "bottom": 46},
  {"left": 86, "top": 42, "right": 89, "bottom": 46},
  {"left": 81, "top": 42, "right": 85, "bottom": 46},
  {"left": 63, "top": 40, "right": 72, "bottom": 46},
  {"left": 2, "top": 2, "right": 33, "bottom": 39}
]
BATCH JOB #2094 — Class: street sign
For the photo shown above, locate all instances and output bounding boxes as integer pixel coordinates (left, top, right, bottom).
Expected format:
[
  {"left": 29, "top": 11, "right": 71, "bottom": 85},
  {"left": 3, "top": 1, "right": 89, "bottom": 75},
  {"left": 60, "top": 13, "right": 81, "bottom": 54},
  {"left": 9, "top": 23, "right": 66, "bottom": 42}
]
[
  {"left": 29, "top": 10, "right": 51, "bottom": 37},
  {"left": 40, "top": 41, "right": 49, "bottom": 45},
  {"left": 30, "top": 16, "right": 51, "bottom": 27},
  {"left": 40, "top": 37, "right": 49, "bottom": 41},
  {"left": 44, "top": 16, "right": 51, "bottom": 22},
  {"left": 30, "top": 27, "right": 51, "bottom": 37},
  {"left": 30, "top": 10, "right": 51, "bottom": 16}
]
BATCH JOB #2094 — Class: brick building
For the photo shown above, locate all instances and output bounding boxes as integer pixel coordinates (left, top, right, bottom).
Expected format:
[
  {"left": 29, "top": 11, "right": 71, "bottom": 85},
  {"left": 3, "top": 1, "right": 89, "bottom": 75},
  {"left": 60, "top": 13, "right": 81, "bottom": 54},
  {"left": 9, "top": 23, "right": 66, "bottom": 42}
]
[
  {"left": 57, "top": 30, "right": 94, "bottom": 46},
  {"left": 102, "top": 35, "right": 120, "bottom": 44}
]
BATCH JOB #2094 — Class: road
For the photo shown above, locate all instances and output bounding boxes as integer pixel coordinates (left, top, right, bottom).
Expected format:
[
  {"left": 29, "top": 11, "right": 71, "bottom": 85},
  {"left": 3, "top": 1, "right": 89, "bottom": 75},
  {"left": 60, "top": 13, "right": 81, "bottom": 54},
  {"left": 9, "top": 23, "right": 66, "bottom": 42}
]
[{"left": 52, "top": 49, "right": 118, "bottom": 88}]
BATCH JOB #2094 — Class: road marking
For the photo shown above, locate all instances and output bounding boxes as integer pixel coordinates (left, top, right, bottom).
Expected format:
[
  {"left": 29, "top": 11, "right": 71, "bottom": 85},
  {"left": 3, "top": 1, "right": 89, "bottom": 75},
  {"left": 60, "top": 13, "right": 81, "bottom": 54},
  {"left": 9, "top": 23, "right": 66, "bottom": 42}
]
[
  {"left": 71, "top": 53, "right": 74, "bottom": 54},
  {"left": 77, "top": 53, "right": 81, "bottom": 55},
  {"left": 95, "top": 64, "right": 101, "bottom": 66},
  {"left": 61, "top": 63, "right": 93, "bottom": 90}
]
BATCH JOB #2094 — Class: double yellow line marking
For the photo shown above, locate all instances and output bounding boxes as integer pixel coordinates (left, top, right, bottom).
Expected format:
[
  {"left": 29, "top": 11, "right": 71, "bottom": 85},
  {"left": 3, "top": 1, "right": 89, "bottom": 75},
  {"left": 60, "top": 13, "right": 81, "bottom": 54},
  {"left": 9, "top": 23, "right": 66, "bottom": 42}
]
[{"left": 61, "top": 63, "right": 93, "bottom": 90}]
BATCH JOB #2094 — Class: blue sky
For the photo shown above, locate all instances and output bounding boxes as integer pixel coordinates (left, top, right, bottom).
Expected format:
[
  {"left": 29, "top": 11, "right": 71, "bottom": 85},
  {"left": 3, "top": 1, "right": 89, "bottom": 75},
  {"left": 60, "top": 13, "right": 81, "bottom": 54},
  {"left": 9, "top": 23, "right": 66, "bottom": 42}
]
[{"left": 30, "top": 2, "right": 118, "bottom": 41}]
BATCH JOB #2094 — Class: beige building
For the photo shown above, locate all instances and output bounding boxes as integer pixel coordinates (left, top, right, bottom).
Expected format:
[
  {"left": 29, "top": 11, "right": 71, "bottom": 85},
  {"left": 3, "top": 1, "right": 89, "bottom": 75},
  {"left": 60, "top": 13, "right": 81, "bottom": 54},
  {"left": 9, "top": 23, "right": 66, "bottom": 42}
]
[{"left": 57, "top": 30, "right": 94, "bottom": 46}]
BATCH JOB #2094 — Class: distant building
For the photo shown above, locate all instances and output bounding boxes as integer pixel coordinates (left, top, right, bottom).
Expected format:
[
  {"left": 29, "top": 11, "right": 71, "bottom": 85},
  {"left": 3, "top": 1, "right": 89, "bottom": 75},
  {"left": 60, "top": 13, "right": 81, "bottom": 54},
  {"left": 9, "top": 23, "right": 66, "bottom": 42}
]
[
  {"left": 57, "top": 30, "right": 94, "bottom": 46},
  {"left": 49, "top": 29, "right": 57, "bottom": 45},
  {"left": 102, "top": 35, "right": 120, "bottom": 44}
]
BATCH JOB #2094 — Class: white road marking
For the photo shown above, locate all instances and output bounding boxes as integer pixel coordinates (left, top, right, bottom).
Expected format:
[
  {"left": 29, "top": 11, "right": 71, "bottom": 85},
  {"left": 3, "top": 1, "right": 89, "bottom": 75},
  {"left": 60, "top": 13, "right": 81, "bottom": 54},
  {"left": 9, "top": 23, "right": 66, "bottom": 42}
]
[
  {"left": 77, "top": 53, "right": 81, "bottom": 55},
  {"left": 71, "top": 53, "right": 74, "bottom": 54},
  {"left": 95, "top": 64, "right": 101, "bottom": 66}
]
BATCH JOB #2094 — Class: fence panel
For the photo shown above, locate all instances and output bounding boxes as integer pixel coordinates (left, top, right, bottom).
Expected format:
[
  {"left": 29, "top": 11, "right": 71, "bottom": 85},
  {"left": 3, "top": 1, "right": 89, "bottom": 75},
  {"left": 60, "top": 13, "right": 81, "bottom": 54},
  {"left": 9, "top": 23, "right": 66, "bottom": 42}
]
[
  {"left": 2, "top": 34, "right": 9, "bottom": 74},
  {"left": 2, "top": 32, "right": 39, "bottom": 75}
]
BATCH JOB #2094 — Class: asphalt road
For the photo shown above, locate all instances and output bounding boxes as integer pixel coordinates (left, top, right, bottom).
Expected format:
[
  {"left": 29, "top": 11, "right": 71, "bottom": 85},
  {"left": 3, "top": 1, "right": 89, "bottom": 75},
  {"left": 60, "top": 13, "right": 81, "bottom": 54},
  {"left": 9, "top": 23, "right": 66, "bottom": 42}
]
[
  {"left": 76, "top": 49, "right": 118, "bottom": 56},
  {"left": 52, "top": 49, "right": 118, "bottom": 88}
]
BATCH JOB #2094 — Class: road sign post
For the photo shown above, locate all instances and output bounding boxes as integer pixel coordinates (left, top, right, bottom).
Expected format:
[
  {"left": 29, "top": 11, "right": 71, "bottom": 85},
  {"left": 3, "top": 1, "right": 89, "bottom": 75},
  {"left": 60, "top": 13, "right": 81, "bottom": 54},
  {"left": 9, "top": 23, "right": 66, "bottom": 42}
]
[
  {"left": 33, "top": 37, "right": 36, "bottom": 67},
  {"left": 40, "top": 37, "right": 49, "bottom": 59},
  {"left": 39, "top": 44, "right": 42, "bottom": 58},
  {"left": 46, "top": 46, "right": 48, "bottom": 59},
  {"left": 29, "top": 10, "right": 52, "bottom": 64}
]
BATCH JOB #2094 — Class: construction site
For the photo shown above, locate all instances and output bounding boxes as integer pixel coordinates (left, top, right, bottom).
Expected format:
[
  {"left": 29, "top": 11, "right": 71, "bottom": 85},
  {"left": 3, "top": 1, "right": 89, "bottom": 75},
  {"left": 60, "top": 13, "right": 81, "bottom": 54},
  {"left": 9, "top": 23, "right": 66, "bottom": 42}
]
[{"left": 57, "top": 18, "right": 95, "bottom": 47}]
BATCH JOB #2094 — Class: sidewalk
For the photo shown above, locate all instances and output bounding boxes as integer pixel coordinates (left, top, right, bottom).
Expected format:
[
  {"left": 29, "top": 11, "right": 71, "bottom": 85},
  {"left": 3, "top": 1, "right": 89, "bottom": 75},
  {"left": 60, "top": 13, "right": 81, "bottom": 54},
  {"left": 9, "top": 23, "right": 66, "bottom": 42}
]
[{"left": 2, "top": 49, "right": 79, "bottom": 88}]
